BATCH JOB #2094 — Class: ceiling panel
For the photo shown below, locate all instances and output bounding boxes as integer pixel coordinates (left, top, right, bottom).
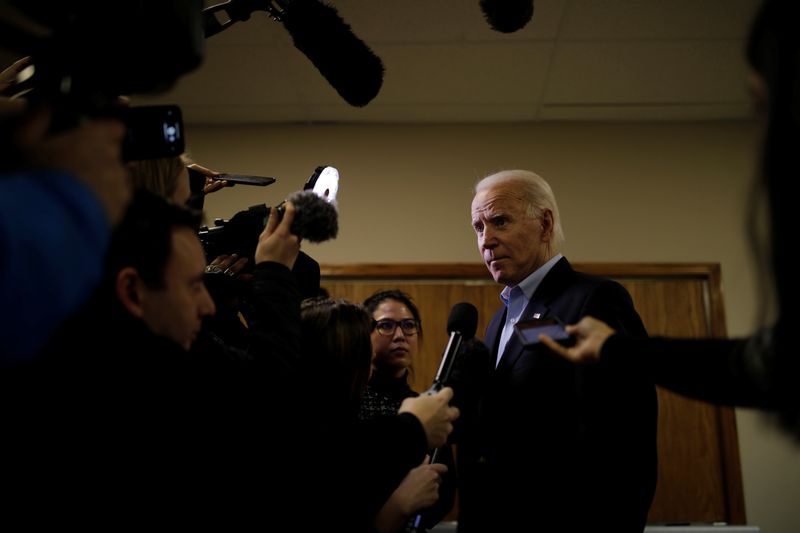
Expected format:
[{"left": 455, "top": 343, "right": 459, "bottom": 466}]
[
  {"left": 543, "top": 41, "right": 750, "bottom": 104},
  {"left": 558, "top": 0, "right": 760, "bottom": 40},
  {"left": 4, "top": 0, "right": 762, "bottom": 124}
]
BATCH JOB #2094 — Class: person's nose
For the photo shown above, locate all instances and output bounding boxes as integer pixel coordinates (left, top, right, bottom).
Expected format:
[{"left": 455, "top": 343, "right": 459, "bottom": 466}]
[
  {"left": 393, "top": 326, "right": 407, "bottom": 341},
  {"left": 480, "top": 227, "right": 497, "bottom": 250}
]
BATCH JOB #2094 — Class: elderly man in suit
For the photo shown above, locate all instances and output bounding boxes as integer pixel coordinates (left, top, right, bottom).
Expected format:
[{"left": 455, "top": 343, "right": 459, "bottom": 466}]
[{"left": 456, "top": 169, "right": 658, "bottom": 533}]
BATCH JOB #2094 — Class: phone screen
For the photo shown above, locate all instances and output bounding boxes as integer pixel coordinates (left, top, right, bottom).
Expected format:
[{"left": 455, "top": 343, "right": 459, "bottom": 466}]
[
  {"left": 514, "top": 318, "right": 570, "bottom": 346},
  {"left": 121, "top": 105, "right": 184, "bottom": 161}
]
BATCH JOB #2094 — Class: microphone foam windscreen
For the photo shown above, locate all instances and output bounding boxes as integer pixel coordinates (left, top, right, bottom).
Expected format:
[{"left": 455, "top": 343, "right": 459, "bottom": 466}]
[
  {"left": 282, "top": 0, "right": 384, "bottom": 107},
  {"left": 447, "top": 302, "right": 479, "bottom": 339},
  {"left": 479, "top": 0, "right": 534, "bottom": 33},
  {"left": 285, "top": 190, "right": 339, "bottom": 243}
]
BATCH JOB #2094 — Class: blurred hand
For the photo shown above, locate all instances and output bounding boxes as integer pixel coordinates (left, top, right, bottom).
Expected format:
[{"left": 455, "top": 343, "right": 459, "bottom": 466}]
[
  {"left": 539, "top": 316, "right": 616, "bottom": 364},
  {"left": 399, "top": 387, "right": 460, "bottom": 449},
  {"left": 205, "top": 253, "right": 249, "bottom": 277},
  {"left": 0, "top": 56, "right": 31, "bottom": 97},
  {"left": 254, "top": 203, "right": 300, "bottom": 269}
]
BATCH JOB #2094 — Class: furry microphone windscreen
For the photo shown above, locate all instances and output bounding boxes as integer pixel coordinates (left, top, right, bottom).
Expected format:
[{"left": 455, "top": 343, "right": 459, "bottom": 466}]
[
  {"left": 285, "top": 190, "right": 339, "bottom": 243},
  {"left": 479, "top": 0, "right": 534, "bottom": 33},
  {"left": 281, "top": 0, "right": 384, "bottom": 107}
]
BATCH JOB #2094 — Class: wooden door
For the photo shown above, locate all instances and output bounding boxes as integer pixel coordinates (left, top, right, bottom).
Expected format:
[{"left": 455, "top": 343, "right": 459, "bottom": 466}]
[{"left": 320, "top": 263, "right": 746, "bottom": 524}]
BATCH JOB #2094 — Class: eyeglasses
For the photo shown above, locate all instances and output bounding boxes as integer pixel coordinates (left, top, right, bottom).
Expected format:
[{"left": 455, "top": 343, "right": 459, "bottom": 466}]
[{"left": 373, "top": 318, "right": 419, "bottom": 336}]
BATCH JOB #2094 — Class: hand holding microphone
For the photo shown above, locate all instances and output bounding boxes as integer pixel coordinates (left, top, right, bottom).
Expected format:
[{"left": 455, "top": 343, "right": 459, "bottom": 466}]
[
  {"left": 408, "top": 302, "right": 478, "bottom": 531},
  {"left": 399, "top": 387, "right": 460, "bottom": 449}
]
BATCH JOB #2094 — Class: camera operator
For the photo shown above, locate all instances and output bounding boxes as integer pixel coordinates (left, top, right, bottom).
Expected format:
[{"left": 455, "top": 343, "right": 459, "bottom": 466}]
[
  {"left": 124, "top": 149, "right": 322, "bottom": 354},
  {"left": 3, "top": 190, "right": 306, "bottom": 526},
  {"left": 1, "top": 0, "right": 202, "bottom": 365},
  {"left": 1, "top": 58, "right": 131, "bottom": 365}
]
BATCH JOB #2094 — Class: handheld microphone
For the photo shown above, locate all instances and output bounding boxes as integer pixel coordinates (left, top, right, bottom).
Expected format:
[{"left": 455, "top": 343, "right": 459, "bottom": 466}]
[
  {"left": 427, "top": 302, "right": 479, "bottom": 394},
  {"left": 479, "top": 0, "right": 534, "bottom": 33},
  {"left": 412, "top": 302, "right": 478, "bottom": 532},
  {"left": 202, "top": 0, "right": 385, "bottom": 107}
]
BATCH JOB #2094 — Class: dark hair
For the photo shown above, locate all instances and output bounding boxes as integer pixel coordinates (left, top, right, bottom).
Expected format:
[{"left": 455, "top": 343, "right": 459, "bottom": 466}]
[
  {"left": 363, "top": 289, "right": 424, "bottom": 341},
  {"left": 106, "top": 189, "right": 201, "bottom": 289},
  {"left": 744, "top": 0, "right": 798, "bottom": 320},
  {"left": 744, "top": 0, "right": 800, "bottom": 438},
  {"left": 300, "top": 298, "right": 374, "bottom": 415}
]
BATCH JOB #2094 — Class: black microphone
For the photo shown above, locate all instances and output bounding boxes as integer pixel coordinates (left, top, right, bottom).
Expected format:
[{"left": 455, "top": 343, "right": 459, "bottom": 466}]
[
  {"left": 412, "top": 302, "right": 478, "bottom": 532},
  {"left": 281, "top": 190, "right": 339, "bottom": 243},
  {"left": 428, "top": 302, "right": 479, "bottom": 394},
  {"left": 479, "top": 0, "right": 534, "bottom": 33},
  {"left": 280, "top": 0, "right": 384, "bottom": 107},
  {"left": 202, "top": 0, "right": 384, "bottom": 107}
]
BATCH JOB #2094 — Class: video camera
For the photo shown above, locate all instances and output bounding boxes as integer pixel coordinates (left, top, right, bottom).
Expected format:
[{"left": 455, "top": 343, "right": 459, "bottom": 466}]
[
  {"left": 0, "top": 0, "right": 204, "bottom": 160},
  {"left": 198, "top": 165, "right": 339, "bottom": 263}
]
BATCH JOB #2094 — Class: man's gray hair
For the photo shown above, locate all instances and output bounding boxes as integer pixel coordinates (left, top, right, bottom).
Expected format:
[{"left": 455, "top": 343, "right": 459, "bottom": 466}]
[{"left": 475, "top": 169, "right": 565, "bottom": 245}]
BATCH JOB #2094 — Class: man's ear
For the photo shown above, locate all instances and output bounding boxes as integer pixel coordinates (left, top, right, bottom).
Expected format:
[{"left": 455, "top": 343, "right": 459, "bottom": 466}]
[
  {"left": 540, "top": 209, "right": 554, "bottom": 242},
  {"left": 116, "top": 267, "right": 145, "bottom": 318}
]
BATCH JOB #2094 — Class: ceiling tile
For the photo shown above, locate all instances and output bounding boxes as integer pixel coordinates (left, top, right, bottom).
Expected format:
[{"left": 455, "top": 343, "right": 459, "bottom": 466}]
[
  {"left": 558, "top": 0, "right": 760, "bottom": 41},
  {"left": 543, "top": 41, "right": 750, "bottom": 104}
]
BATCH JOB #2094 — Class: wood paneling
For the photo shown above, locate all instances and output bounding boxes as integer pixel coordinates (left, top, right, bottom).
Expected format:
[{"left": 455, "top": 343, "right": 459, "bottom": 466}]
[{"left": 321, "top": 263, "right": 746, "bottom": 525}]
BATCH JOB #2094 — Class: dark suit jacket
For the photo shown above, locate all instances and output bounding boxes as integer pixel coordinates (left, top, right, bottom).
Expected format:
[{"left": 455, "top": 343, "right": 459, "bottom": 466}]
[{"left": 456, "top": 257, "right": 658, "bottom": 533}]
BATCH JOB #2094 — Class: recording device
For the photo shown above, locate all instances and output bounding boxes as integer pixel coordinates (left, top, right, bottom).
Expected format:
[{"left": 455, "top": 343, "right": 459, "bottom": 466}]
[
  {"left": 479, "top": 0, "right": 534, "bottom": 33},
  {"left": 411, "top": 302, "right": 478, "bottom": 532},
  {"left": 213, "top": 174, "right": 277, "bottom": 186},
  {"left": 198, "top": 165, "right": 339, "bottom": 262},
  {"left": 425, "top": 302, "right": 479, "bottom": 395},
  {"left": 120, "top": 105, "right": 185, "bottom": 161},
  {"left": 514, "top": 317, "right": 572, "bottom": 347},
  {"left": 202, "top": 0, "right": 384, "bottom": 107},
  {"left": 0, "top": 1, "right": 204, "bottom": 158}
]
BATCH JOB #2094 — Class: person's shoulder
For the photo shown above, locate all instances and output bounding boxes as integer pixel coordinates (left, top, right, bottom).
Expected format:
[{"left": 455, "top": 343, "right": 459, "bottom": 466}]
[{"left": 568, "top": 264, "right": 627, "bottom": 292}]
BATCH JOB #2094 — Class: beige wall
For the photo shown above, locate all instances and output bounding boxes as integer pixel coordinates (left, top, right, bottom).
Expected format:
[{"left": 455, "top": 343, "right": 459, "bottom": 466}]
[{"left": 188, "top": 121, "right": 797, "bottom": 533}]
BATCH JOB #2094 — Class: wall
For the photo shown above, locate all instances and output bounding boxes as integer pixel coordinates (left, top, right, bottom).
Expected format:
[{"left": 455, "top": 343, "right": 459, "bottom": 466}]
[{"left": 187, "top": 121, "right": 797, "bottom": 533}]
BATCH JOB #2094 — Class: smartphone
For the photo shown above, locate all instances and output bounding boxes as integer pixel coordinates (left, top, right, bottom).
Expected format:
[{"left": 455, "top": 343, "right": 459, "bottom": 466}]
[
  {"left": 121, "top": 105, "right": 184, "bottom": 161},
  {"left": 514, "top": 317, "right": 571, "bottom": 347},
  {"left": 213, "top": 173, "right": 276, "bottom": 186}
]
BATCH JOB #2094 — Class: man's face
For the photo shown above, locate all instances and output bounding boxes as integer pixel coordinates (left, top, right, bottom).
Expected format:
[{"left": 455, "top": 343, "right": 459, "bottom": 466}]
[
  {"left": 471, "top": 182, "right": 550, "bottom": 287},
  {"left": 139, "top": 227, "right": 216, "bottom": 350}
]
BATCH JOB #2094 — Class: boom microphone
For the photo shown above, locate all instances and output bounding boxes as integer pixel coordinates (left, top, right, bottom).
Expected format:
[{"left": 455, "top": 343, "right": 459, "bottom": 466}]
[
  {"left": 202, "top": 0, "right": 384, "bottom": 107},
  {"left": 479, "top": 0, "right": 534, "bottom": 33},
  {"left": 280, "top": 0, "right": 384, "bottom": 107}
]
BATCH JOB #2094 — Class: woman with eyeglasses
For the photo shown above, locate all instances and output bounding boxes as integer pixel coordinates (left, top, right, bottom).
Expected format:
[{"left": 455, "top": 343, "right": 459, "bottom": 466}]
[
  {"left": 297, "top": 296, "right": 459, "bottom": 532},
  {"left": 360, "top": 290, "right": 457, "bottom": 533}
]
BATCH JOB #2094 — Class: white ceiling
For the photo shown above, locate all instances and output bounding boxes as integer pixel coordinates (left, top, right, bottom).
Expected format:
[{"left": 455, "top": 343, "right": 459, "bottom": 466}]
[{"left": 134, "top": 0, "right": 762, "bottom": 123}]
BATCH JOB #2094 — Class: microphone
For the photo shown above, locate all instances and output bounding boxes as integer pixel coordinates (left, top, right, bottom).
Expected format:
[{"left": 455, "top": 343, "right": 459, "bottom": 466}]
[
  {"left": 280, "top": 0, "right": 385, "bottom": 107},
  {"left": 479, "top": 0, "right": 534, "bottom": 33},
  {"left": 202, "top": 0, "right": 385, "bottom": 107},
  {"left": 412, "top": 302, "right": 478, "bottom": 532},
  {"left": 428, "top": 302, "right": 479, "bottom": 394},
  {"left": 281, "top": 190, "right": 339, "bottom": 243}
]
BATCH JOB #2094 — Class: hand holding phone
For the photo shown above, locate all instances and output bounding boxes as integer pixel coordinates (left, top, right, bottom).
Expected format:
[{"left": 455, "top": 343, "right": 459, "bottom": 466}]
[{"left": 514, "top": 317, "right": 573, "bottom": 347}]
